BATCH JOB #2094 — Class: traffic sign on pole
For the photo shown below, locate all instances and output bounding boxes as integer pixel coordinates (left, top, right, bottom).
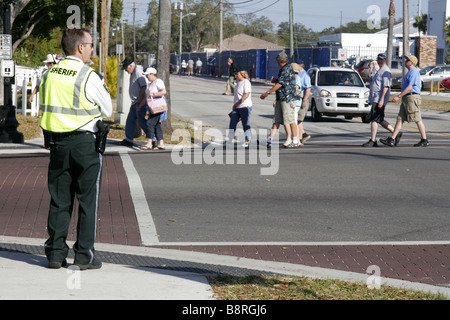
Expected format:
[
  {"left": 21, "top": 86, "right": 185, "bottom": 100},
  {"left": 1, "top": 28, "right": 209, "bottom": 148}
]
[{"left": 0, "top": 34, "right": 12, "bottom": 59}]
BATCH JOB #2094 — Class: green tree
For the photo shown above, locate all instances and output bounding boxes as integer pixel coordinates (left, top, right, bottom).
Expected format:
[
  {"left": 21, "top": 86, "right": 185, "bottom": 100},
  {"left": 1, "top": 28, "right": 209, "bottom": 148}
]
[
  {"left": 413, "top": 14, "right": 428, "bottom": 35},
  {"left": 443, "top": 17, "right": 450, "bottom": 44},
  {"left": 277, "top": 22, "right": 318, "bottom": 46},
  {"left": 12, "top": 0, "right": 122, "bottom": 58}
]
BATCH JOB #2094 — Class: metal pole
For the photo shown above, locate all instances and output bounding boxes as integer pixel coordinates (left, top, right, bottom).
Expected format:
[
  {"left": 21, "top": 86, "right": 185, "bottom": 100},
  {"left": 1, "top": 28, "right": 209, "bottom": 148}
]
[
  {"left": 101, "top": 0, "right": 107, "bottom": 77},
  {"left": 289, "top": 0, "right": 294, "bottom": 60},
  {"left": 1, "top": 1, "right": 23, "bottom": 143},
  {"left": 133, "top": 3, "right": 136, "bottom": 62},
  {"left": 179, "top": 4, "right": 183, "bottom": 63},
  {"left": 219, "top": 0, "right": 223, "bottom": 77},
  {"left": 121, "top": 19, "right": 126, "bottom": 60},
  {"left": 93, "top": 0, "right": 97, "bottom": 56}
]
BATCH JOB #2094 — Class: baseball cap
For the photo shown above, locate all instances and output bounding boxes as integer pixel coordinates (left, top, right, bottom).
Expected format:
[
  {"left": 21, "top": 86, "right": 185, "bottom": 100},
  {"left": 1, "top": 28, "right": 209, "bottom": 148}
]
[
  {"left": 121, "top": 57, "right": 133, "bottom": 70},
  {"left": 404, "top": 55, "right": 418, "bottom": 66},
  {"left": 377, "top": 53, "right": 387, "bottom": 60},
  {"left": 143, "top": 67, "right": 157, "bottom": 75}
]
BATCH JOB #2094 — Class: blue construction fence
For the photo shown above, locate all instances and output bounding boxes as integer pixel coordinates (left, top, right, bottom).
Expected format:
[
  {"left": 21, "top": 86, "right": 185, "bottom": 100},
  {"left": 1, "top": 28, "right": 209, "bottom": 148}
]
[{"left": 171, "top": 46, "right": 339, "bottom": 81}]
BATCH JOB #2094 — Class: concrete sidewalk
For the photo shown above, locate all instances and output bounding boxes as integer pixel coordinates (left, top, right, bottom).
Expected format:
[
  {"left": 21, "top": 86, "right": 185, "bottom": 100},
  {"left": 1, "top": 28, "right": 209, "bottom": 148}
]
[{"left": 0, "top": 137, "right": 449, "bottom": 300}]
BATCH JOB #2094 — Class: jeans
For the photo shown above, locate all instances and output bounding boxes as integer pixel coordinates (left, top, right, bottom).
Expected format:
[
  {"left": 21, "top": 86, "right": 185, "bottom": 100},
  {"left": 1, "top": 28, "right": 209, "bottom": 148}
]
[
  {"left": 125, "top": 102, "right": 148, "bottom": 142},
  {"left": 145, "top": 111, "right": 163, "bottom": 141},
  {"left": 228, "top": 107, "right": 252, "bottom": 141}
]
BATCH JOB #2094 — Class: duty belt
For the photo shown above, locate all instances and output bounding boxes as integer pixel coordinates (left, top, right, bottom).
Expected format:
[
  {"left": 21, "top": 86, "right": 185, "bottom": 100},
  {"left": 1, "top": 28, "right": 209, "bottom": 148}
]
[{"left": 51, "top": 131, "right": 92, "bottom": 141}]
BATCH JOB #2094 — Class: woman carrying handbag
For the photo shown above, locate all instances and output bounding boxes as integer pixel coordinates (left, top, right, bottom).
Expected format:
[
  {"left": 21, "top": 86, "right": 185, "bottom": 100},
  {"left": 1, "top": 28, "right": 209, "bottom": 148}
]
[
  {"left": 226, "top": 68, "right": 253, "bottom": 148},
  {"left": 139, "top": 67, "right": 167, "bottom": 150}
]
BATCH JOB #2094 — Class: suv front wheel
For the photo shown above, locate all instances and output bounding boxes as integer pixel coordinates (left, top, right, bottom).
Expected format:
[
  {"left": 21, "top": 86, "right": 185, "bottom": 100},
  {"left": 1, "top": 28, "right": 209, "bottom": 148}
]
[
  {"left": 361, "top": 114, "right": 370, "bottom": 123},
  {"left": 311, "top": 100, "right": 322, "bottom": 122}
]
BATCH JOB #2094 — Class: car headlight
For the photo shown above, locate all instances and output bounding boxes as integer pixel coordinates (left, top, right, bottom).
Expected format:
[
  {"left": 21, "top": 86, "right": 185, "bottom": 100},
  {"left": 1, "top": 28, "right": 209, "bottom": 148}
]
[
  {"left": 363, "top": 91, "right": 369, "bottom": 98},
  {"left": 320, "top": 90, "right": 331, "bottom": 98}
]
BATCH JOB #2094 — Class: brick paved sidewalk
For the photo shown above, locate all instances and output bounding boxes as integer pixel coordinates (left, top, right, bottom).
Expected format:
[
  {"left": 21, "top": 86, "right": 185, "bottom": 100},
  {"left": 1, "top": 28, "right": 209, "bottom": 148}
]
[
  {"left": 0, "top": 153, "right": 140, "bottom": 246},
  {"left": 153, "top": 244, "right": 449, "bottom": 287},
  {"left": 0, "top": 152, "right": 448, "bottom": 288}
]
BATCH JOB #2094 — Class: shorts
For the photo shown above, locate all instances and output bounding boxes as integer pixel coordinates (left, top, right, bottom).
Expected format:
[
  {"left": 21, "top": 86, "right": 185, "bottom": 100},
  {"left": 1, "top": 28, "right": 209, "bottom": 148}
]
[
  {"left": 297, "top": 100, "right": 308, "bottom": 122},
  {"left": 294, "top": 106, "right": 300, "bottom": 122},
  {"left": 273, "top": 101, "right": 283, "bottom": 124},
  {"left": 397, "top": 94, "right": 422, "bottom": 123},
  {"left": 368, "top": 102, "right": 386, "bottom": 123},
  {"left": 273, "top": 100, "right": 296, "bottom": 125}
]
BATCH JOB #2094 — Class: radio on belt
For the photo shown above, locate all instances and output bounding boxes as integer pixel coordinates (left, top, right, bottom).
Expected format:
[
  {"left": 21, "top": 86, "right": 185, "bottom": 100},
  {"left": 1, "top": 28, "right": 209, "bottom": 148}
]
[{"left": 1, "top": 59, "right": 15, "bottom": 77}]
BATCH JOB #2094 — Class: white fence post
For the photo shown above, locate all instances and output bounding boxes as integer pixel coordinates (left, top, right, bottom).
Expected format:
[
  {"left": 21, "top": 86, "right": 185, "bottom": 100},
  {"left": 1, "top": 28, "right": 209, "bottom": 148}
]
[{"left": 12, "top": 66, "right": 39, "bottom": 116}]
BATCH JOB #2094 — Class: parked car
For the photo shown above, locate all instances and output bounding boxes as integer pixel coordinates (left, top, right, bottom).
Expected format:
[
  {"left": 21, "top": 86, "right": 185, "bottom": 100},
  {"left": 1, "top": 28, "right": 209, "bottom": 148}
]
[
  {"left": 307, "top": 67, "right": 370, "bottom": 123},
  {"left": 442, "top": 77, "right": 450, "bottom": 89},
  {"left": 419, "top": 65, "right": 450, "bottom": 89},
  {"left": 358, "top": 58, "right": 403, "bottom": 87},
  {"left": 394, "top": 65, "right": 450, "bottom": 90},
  {"left": 355, "top": 59, "right": 379, "bottom": 83},
  {"left": 389, "top": 60, "right": 404, "bottom": 88}
]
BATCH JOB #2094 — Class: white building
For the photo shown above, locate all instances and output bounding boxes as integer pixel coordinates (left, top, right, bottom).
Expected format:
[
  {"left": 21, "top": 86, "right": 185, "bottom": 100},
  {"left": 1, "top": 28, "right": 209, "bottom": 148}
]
[{"left": 318, "top": 19, "right": 420, "bottom": 61}]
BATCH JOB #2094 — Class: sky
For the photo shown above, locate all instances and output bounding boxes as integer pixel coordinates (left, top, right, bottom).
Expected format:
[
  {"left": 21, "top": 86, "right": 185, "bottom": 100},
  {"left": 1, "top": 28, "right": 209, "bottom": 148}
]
[{"left": 122, "top": 0, "right": 428, "bottom": 31}]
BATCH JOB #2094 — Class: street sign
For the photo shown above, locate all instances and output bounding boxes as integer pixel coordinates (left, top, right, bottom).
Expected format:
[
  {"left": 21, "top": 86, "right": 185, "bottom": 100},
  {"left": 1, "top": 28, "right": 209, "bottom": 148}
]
[
  {"left": 1, "top": 59, "right": 15, "bottom": 77},
  {"left": 0, "top": 34, "right": 12, "bottom": 59},
  {"left": 337, "top": 48, "right": 347, "bottom": 61}
]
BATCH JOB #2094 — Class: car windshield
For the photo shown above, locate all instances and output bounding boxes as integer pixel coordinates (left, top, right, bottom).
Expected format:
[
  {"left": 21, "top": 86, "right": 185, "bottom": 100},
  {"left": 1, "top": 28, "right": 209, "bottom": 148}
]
[
  {"left": 317, "top": 71, "right": 364, "bottom": 87},
  {"left": 420, "top": 66, "right": 434, "bottom": 75}
]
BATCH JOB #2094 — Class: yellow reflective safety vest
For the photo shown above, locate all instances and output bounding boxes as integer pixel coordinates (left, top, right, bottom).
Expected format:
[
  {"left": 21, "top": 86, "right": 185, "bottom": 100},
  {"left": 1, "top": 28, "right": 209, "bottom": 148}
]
[{"left": 40, "top": 58, "right": 101, "bottom": 132}]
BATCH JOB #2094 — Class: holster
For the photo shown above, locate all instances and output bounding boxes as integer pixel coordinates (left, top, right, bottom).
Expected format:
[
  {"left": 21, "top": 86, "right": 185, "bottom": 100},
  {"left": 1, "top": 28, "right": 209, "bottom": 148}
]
[
  {"left": 43, "top": 129, "right": 54, "bottom": 150},
  {"left": 95, "top": 121, "right": 110, "bottom": 154}
]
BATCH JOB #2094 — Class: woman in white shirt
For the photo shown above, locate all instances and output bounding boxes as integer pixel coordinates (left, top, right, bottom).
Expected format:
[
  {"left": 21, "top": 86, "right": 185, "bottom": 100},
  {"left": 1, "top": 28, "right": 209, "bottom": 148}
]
[
  {"left": 227, "top": 69, "right": 253, "bottom": 147},
  {"left": 139, "top": 67, "right": 167, "bottom": 150}
]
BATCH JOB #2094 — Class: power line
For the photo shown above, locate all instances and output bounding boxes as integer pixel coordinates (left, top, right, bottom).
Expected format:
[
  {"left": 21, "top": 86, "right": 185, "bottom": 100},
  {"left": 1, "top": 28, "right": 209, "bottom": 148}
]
[
  {"left": 233, "top": 0, "right": 281, "bottom": 16},
  {"left": 228, "top": 0, "right": 265, "bottom": 7}
]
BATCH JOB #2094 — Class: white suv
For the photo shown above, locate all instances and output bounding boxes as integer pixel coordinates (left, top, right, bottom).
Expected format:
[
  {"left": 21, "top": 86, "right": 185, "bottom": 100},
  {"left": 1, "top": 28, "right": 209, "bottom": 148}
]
[{"left": 307, "top": 67, "right": 370, "bottom": 123}]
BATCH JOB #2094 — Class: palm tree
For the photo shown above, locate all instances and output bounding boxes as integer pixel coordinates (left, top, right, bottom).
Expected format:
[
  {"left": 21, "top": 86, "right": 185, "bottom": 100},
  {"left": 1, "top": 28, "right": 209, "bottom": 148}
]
[
  {"left": 444, "top": 17, "right": 450, "bottom": 44},
  {"left": 444, "top": 17, "right": 450, "bottom": 64},
  {"left": 413, "top": 14, "right": 428, "bottom": 36},
  {"left": 386, "top": 0, "right": 395, "bottom": 67}
]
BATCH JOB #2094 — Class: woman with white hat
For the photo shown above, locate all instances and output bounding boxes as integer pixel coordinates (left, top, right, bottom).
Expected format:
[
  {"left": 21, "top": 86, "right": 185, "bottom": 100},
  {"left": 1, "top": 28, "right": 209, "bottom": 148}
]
[
  {"left": 29, "top": 54, "right": 57, "bottom": 103},
  {"left": 139, "top": 67, "right": 167, "bottom": 150}
]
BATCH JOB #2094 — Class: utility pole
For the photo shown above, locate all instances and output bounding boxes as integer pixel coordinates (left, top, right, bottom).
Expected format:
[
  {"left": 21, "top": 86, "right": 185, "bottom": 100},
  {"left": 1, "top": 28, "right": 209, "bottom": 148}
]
[
  {"left": 289, "top": 0, "right": 294, "bottom": 60},
  {"left": 175, "top": 2, "right": 196, "bottom": 67},
  {"left": 121, "top": 18, "right": 126, "bottom": 61},
  {"left": 158, "top": 0, "right": 172, "bottom": 131},
  {"left": 101, "top": 0, "right": 107, "bottom": 78},
  {"left": 219, "top": 0, "right": 223, "bottom": 77},
  {"left": 403, "top": 0, "right": 409, "bottom": 78},
  {"left": 128, "top": 2, "right": 142, "bottom": 62},
  {"left": 93, "top": 0, "right": 97, "bottom": 56}
]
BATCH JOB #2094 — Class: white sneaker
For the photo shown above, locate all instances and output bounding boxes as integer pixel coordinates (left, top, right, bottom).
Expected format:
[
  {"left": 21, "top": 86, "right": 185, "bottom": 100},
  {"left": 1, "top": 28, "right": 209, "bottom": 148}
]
[{"left": 242, "top": 141, "right": 250, "bottom": 148}]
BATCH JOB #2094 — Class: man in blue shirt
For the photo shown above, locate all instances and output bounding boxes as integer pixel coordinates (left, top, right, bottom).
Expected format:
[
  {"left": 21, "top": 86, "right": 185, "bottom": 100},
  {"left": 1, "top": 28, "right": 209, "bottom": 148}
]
[
  {"left": 380, "top": 55, "right": 429, "bottom": 147},
  {"left": 297, "top": 62, "right": 312, "bottom": 144},
  {"left": 261, "top": 52, "right": 299, "bottom": 148}
]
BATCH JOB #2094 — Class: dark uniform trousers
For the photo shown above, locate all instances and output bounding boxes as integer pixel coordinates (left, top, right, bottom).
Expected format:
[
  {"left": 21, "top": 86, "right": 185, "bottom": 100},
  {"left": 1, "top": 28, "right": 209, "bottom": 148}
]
[{"left": 44, "top": 132, "right": 103, "bottom": 265}]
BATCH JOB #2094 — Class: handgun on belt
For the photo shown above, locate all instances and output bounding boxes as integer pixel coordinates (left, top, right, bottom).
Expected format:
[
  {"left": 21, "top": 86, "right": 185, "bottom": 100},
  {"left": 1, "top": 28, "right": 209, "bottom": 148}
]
[
  {"left": 95, "top": 121, "right": 110, "bottom": 154},
  {"left": 43, "top": 129, "right": 54, "bottom": 150}
]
